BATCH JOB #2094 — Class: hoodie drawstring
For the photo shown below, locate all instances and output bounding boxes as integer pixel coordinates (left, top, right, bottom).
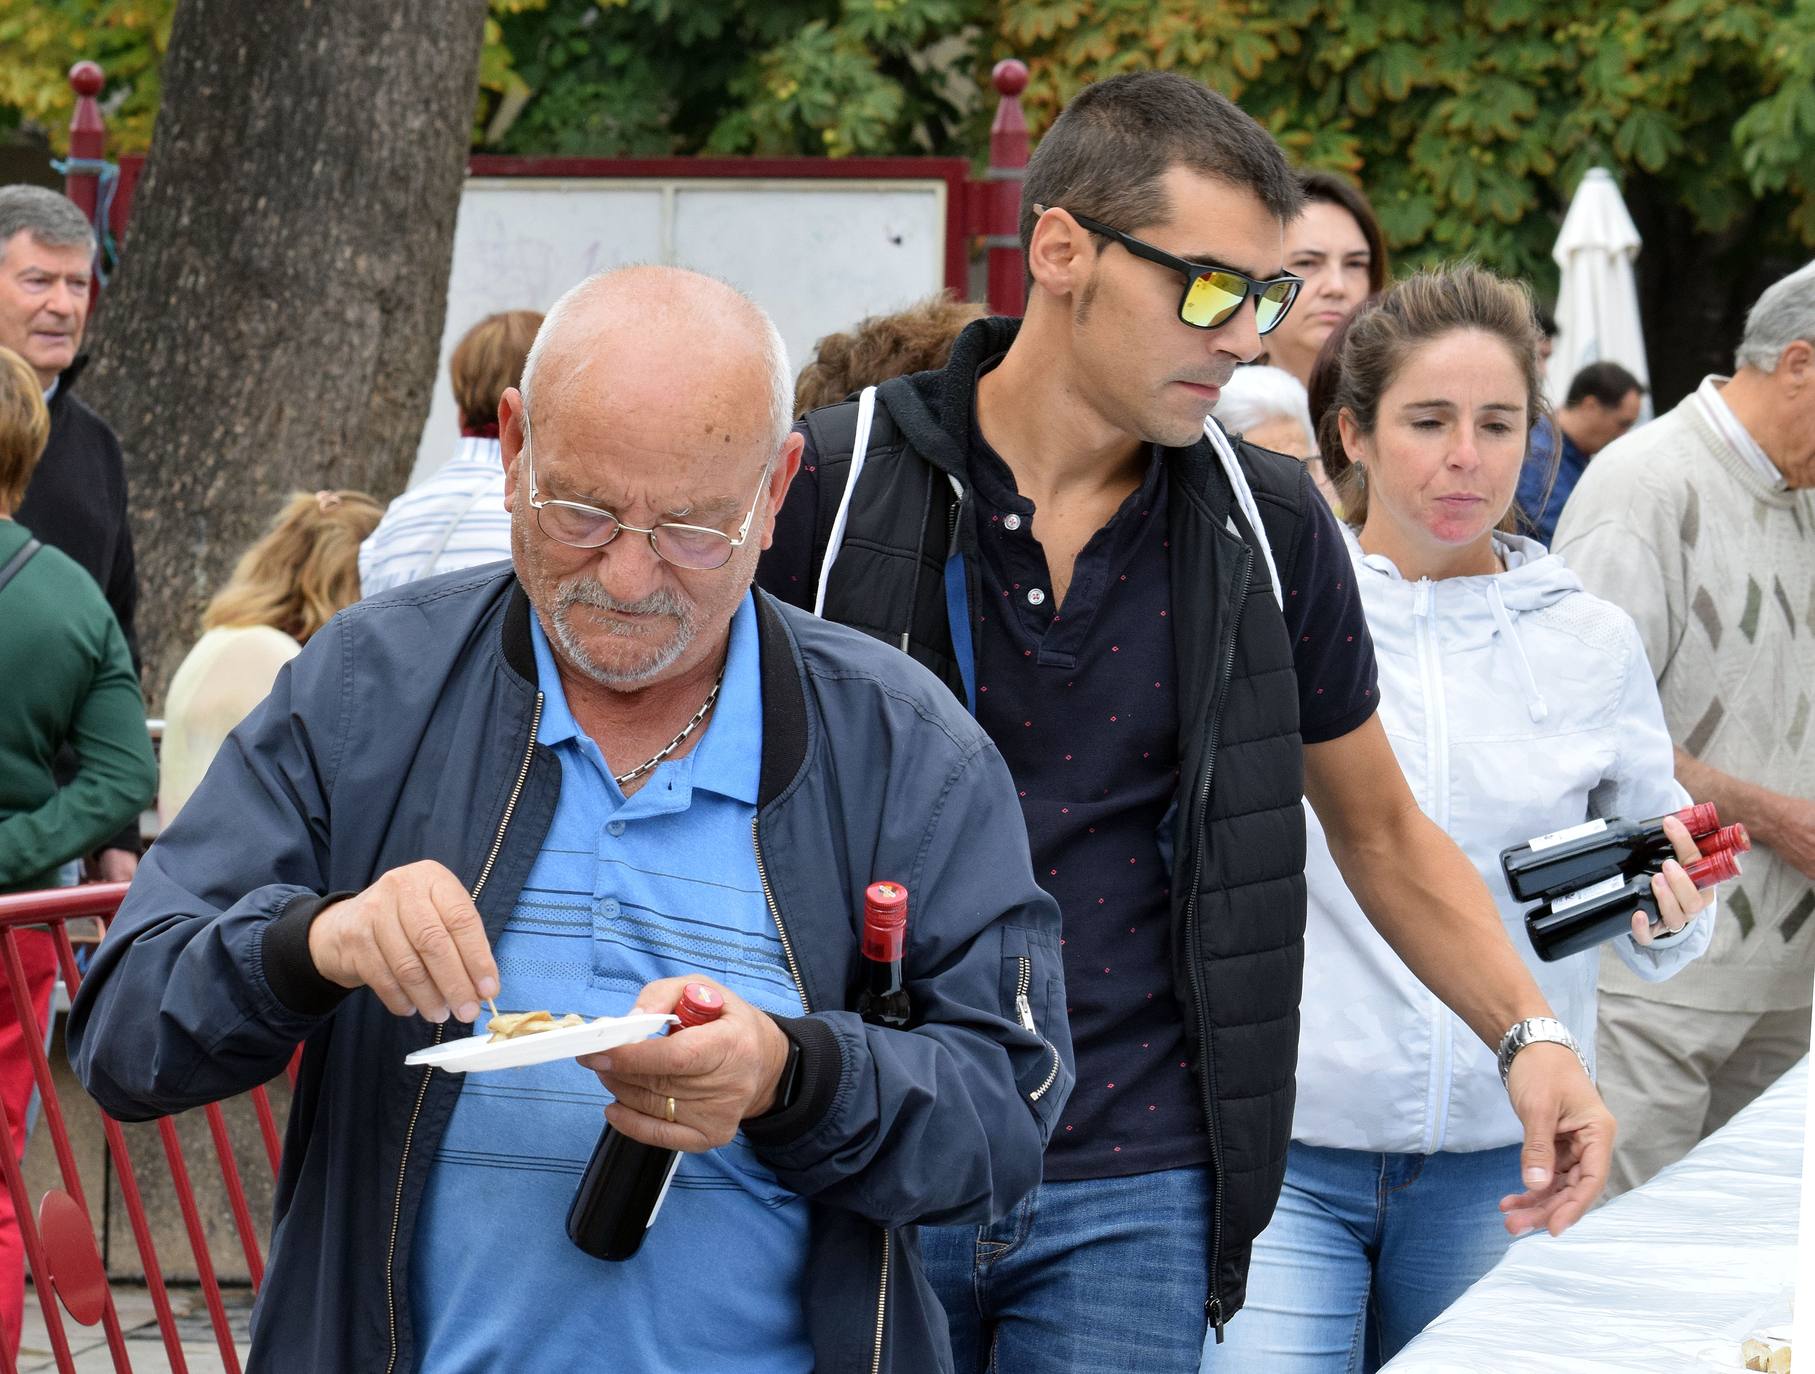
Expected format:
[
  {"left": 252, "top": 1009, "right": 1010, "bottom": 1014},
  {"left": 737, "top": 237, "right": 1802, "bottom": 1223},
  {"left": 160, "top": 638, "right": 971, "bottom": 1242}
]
[
  {"left": 813, "top": 385, "right": 878, "bottom": 619},
  {"left": 1485, "top": 580, "right": 1550, "bottom": 723},
  {"left": 1204, "top": 419, "right": 1285, "bottom": 610}
]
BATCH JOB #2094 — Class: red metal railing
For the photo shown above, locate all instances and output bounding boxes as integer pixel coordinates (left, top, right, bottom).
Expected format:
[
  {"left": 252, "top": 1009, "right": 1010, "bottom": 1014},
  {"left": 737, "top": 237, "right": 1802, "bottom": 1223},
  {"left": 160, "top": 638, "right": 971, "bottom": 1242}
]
[{"left": 0, "top": 884, "right": 290, "bottom": 1374}]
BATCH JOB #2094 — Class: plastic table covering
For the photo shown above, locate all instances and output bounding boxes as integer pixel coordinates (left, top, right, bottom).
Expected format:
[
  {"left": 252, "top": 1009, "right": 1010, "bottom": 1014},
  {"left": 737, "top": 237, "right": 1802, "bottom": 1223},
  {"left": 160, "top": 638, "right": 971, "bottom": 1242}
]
[{"left": 1382, "top": 1056, "right": 1804, "bottom": 1373}]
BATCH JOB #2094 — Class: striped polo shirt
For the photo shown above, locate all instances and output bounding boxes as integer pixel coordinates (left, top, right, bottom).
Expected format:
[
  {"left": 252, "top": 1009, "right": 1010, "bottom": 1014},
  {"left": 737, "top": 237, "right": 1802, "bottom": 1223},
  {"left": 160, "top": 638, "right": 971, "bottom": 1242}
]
[
  {"left": 359, "top": 436, "right": 516, "bottom": 595},
  {"left": 410, "top": 594, "right": 811, "bottom": 1371}
]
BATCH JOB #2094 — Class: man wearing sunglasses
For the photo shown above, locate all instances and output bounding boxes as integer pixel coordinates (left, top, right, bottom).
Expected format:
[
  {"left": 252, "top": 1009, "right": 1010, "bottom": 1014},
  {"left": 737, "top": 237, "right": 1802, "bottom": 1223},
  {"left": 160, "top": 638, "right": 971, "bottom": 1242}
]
[
  {"left": 759, "top": 71, "right": 1614, "bottom": 1372},
  {"left": 71, "top": 266, "right": 1072, "bottom": 1373}
]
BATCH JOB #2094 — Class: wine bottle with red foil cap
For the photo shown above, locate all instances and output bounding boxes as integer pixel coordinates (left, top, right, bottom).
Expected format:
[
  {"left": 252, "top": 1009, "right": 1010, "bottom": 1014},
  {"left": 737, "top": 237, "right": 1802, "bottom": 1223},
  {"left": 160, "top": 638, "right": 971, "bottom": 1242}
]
[
  {"left": 855, "top": 882, "right": 910, "bottom": 1030},
  {"left": 1500, "top": 802, "right": 1721, "bottom": 903},
  {"left": 567, "top": 982, "right": 723, "bottom": 1262},
  {"left": 1525, "top": 847, "right": 1740, "bottom": 963}
]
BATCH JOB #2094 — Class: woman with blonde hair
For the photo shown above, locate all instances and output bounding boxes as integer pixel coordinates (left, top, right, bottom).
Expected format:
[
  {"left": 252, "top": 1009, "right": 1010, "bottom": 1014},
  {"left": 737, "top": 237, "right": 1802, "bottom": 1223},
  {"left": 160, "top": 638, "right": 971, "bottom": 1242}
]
[{"left": 159, "top": 489, "right": 382, "bottom": 821}]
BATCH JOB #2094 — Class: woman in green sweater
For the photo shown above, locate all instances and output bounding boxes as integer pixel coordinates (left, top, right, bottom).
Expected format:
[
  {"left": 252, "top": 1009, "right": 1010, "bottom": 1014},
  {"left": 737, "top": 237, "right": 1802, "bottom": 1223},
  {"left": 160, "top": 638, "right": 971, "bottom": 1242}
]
[{"left": 0, "top": 342, "right": 155, "bottom": 1360}]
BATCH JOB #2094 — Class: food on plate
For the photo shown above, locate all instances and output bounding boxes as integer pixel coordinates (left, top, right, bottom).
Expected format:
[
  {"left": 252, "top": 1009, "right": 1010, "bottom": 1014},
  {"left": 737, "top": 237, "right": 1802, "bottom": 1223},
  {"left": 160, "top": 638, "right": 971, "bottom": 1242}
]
[
  {"left": 1743, "top": 1335, "right": 1791, "bottom": 1372},
  {"left": 485, "top": 1010, "right": 586, "bottom": 1042}
]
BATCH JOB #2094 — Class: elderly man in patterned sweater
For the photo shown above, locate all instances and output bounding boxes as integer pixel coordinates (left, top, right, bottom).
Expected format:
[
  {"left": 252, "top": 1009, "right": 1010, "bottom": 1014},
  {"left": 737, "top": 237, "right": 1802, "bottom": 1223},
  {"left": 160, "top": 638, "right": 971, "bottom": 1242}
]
[{"left": 1555, "top": 259, "right": 1815, "bottom": 1194}]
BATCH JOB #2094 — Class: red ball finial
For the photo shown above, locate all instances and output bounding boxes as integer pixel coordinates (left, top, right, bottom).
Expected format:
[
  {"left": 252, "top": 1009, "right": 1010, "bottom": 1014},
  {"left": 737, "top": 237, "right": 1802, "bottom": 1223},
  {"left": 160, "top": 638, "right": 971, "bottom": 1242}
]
[
  {"left": 69, "top": 62, "right": 105, "bottom": 98},
  {"left": 992, "top": 59, "right": 1029, "bottom": 98}
]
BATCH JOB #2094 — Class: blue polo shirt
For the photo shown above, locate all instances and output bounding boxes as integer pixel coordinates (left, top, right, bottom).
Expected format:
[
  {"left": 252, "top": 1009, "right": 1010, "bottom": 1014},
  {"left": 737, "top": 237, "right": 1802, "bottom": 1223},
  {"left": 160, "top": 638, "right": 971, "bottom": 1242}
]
[{"left": 410, "top": 594, "right": 811, "bottom": 1372}]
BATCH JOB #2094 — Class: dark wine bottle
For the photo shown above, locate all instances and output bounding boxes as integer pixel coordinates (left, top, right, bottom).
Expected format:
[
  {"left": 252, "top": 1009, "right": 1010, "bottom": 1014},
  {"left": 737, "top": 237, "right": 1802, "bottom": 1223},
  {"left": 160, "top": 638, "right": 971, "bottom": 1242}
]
[
  {"left": 854, "top": 881, "right": 910, "bottom": 1030},
  {"left": 1525, "top": 847, "right": 1739, "bottom": 963},
  {"left": 1500, "top": 802, "right": 1720, "bottom": 903},
  {"left": 567, "top": 982, "right": 724, "bottom": 1262}
]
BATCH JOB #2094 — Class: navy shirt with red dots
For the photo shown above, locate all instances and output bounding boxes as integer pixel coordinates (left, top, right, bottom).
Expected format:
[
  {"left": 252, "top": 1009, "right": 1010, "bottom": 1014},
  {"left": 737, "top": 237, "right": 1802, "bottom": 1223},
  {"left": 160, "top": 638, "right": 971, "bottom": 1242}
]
[{"left": 758, "top": 401, "right": 1377, "bottom": 1182}]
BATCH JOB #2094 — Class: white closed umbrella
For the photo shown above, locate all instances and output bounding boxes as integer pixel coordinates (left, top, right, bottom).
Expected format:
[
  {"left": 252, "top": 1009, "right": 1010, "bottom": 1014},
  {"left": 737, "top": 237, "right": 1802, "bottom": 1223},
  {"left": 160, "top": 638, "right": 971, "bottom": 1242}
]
[{"left": 1546, "top": 167, "right": 1651, "bottom": 415}]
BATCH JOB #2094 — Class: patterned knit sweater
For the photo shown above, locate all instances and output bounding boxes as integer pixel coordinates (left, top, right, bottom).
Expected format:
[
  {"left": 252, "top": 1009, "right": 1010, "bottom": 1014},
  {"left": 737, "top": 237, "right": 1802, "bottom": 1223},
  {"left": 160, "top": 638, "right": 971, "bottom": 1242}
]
[{"left": 1555, "top": 392, "right": 1815, "bottom": 1011}]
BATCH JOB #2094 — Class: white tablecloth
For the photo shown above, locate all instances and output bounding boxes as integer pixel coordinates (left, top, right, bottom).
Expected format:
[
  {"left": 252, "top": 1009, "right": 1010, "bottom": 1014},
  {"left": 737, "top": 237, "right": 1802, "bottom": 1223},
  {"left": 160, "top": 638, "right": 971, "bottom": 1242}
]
[{"left": 1383, "top": 1057, "right": 1803, "bottom": 1372}]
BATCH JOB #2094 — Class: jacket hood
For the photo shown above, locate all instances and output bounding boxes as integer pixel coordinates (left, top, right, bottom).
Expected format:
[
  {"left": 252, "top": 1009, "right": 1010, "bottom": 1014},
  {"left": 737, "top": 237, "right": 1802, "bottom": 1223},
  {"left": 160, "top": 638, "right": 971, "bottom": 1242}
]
[
  {"left": 1349, "top": 529, "right": 1584, "bottom": 723},
  {"left": 874, "top": 316, "right": 1022, "bottom": 481},
  {"left": 1352, "top": 530, "right": 1582, "bottom": 609}
]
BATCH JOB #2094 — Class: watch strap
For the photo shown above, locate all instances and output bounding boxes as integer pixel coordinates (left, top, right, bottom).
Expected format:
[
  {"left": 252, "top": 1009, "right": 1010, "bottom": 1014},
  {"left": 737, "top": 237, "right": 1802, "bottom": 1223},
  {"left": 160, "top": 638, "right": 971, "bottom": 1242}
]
[{"left": 1496, "top": 1016, "right": 1589, "bottom": 1086}]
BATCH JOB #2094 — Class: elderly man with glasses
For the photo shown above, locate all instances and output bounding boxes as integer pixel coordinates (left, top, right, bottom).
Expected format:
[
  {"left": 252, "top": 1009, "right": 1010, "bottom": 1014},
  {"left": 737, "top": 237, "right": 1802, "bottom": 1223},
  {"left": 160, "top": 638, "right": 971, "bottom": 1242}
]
[{"left": 70, "top": 266, "right": 1072, "bottom": 1374}]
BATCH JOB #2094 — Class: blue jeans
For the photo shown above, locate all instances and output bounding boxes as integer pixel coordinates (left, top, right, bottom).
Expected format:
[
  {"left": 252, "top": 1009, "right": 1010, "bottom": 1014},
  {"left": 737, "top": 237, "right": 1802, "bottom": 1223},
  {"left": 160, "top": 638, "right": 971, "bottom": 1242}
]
[
  {"left": 1202, "top": 1142, "right": 1521, "bottom": 1373},
  {"left": 922, "top": 1166, "right": 1211, "bottom": 1374}
]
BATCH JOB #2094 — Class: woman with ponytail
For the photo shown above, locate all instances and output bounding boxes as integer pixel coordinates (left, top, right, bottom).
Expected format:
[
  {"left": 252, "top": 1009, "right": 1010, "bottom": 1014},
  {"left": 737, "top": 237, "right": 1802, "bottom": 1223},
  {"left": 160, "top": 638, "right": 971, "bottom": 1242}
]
[{"left": 1204, "top": 266, "right": 1719, "bottom": 1372}]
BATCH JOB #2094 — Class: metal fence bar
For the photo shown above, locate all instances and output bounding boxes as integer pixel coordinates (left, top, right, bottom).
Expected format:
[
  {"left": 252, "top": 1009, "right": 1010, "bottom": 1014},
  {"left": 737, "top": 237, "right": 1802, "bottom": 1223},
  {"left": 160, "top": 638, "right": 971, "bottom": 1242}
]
[
  {"left": 0, "top": 942, "right": 74, "bottom": 1374},
  {"left": 199, "top": 1107, "right": 262, "bottom": 1290},
  {"left": 47, "top": 925, "right": 187, "bottom": 1372},
  {"left": 0, "top": 882, "right": 290, "bottom": 1373},
  {"left": 0, "top": 929, "right": 135, "bottom": 1370}
]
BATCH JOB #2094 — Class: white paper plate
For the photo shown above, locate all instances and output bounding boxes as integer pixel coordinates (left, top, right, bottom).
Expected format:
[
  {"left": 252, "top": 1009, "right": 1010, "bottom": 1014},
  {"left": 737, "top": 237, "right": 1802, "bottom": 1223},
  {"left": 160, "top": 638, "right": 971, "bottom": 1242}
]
[{"left": 404, "top": 1012, "right": 677, "bottom": 1073}]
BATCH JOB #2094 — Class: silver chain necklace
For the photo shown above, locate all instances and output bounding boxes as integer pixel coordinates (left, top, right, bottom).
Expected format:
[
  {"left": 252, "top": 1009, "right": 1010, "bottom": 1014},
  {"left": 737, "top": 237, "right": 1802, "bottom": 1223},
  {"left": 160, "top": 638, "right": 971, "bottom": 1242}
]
[{"left": 612, "top": 670, "right": 725, "bottom": 788}]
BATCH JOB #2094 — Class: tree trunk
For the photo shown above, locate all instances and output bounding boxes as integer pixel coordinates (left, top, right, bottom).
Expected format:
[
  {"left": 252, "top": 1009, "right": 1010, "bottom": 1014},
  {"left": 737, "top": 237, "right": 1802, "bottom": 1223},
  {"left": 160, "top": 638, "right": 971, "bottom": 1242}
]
[{"left": 83, "top": 0, "right": 488, "bottom": 706}]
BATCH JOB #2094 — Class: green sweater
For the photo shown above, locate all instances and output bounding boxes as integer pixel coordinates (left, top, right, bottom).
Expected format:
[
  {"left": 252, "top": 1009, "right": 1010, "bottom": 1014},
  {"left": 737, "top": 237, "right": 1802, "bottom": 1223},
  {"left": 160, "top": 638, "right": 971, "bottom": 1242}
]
[{"left": 0, "top": 518, "right": 156, "bottom": 893}]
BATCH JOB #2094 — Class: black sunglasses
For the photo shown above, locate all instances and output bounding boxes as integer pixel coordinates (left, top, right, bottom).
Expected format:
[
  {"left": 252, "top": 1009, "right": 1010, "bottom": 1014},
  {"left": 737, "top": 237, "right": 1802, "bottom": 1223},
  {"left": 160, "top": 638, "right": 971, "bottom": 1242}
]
[{"left": 1057, "top": 209, "right": 1303, "bottom": 335}]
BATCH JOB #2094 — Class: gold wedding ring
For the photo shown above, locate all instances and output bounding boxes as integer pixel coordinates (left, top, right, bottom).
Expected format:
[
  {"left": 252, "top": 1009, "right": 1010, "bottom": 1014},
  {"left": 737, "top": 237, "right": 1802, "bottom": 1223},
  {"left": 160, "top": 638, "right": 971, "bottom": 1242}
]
[{"left": 665, "top": 1095, "right": 676, "bottom": 1124}]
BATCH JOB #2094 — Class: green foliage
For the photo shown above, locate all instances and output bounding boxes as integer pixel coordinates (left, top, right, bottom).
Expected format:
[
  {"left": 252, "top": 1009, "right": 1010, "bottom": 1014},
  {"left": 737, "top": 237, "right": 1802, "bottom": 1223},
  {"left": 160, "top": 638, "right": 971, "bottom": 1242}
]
[
  {"left": 0, "top": 0, "right": 171, "bottom": 154},
  {"left": 996, "top": 0, "right": 1815, "bottom": 290},
  {"left": 477, "top": 0, "right": 989, "bottom": 157},
  {"left": 4, "top": 0, "right": 1811, "bottom": 289}
]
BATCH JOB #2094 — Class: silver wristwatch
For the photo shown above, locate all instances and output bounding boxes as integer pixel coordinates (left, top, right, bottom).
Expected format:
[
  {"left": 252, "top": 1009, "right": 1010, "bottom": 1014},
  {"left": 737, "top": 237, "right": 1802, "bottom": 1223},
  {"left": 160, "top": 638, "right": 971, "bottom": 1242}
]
[{"left": 1496, "top": 1016, "right": 1590, "bottom": 1086}]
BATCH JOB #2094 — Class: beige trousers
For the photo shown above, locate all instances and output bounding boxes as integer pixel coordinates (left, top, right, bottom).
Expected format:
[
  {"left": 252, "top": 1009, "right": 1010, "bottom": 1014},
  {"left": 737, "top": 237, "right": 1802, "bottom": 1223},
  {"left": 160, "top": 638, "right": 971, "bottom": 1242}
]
[{"left": 1594, "top": 989, "right": 1810, "bottom": 1197}]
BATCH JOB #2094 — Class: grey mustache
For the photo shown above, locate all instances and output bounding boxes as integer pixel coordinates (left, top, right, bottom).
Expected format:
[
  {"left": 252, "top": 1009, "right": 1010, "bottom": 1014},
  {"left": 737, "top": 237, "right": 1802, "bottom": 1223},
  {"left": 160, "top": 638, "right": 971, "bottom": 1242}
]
[{"left": 556, "top": 581, "right": 688, "bottom": 619}]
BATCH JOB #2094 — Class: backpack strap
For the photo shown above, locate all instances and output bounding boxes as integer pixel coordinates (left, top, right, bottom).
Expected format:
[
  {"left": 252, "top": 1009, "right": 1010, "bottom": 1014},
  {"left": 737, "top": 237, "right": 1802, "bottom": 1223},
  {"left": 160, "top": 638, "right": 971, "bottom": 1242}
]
[{"left": 0, "top": 537, "right": 41, "bottom": 599}]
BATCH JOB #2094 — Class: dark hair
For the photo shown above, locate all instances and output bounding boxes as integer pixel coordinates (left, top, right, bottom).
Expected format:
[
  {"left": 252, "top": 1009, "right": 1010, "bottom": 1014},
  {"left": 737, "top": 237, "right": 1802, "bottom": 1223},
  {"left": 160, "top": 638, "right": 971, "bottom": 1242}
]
[
  {"left": 1297, "top": 171, "right": 1389, "bottom": 295},
  {"left": 1533, "top": 304, "right": 1558, "bottom": 338},
  {"left": 1306, "top": 302, "right": 1366, "bottom": 461},
  {"left": 1020, "top": 72, "right": 1302, "bottom": 262},
  {"left": 1564, "top": 360, "right": 1644, "bottom": 409},
  {"left": 794, "top": 292, "right": 986, "bottom": 416},
  {"left": 1316, "top": 265, "right": 1550, "bottom": 529}
]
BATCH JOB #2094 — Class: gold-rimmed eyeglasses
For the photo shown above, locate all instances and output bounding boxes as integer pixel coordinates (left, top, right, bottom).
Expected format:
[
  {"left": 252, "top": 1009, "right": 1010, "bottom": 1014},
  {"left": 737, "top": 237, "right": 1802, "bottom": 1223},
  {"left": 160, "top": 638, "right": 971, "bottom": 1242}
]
[{"left": 527, "top": 457, "right": 772, "bottom": 571}]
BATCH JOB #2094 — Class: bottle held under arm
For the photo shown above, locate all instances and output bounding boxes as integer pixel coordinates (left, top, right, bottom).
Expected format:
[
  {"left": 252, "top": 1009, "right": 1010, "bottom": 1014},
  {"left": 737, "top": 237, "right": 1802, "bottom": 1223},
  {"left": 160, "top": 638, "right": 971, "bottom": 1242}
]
[
  {"left": 1500, "top": 802, "right": 1722, "bottom": 903},
  {"left": 1525, "top": 846, "right": 1741, "bottom": 963},
  {"left": 566, "top": 983, "right": 724, "bottom": 1262},
  {"left": 855, "top": 881, "right": 911, "bottom": 1030}
]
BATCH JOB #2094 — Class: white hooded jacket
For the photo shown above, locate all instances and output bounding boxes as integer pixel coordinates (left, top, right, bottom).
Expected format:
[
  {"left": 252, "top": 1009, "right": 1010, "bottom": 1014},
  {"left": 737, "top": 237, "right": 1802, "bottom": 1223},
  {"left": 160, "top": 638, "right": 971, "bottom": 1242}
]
[{"left": 1293, "top": 531, "right": 1715, "bottom": 1154}]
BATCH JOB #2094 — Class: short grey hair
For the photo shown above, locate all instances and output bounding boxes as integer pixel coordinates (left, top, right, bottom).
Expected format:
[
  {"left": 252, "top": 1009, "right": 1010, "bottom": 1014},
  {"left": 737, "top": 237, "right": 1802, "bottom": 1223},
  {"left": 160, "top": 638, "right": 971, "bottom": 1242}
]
[
  {"left": 0, "top": 185, "right": 96, "bottom": 263},
  {"left": 1215, "top": 365, "right": 1315, "bottom": 450},
  {"left": 520, "top": 266, "right": 792, "bottom": 457},
  {"left": 1736, "top": 259, "right": 1815, "bottom": 373}
]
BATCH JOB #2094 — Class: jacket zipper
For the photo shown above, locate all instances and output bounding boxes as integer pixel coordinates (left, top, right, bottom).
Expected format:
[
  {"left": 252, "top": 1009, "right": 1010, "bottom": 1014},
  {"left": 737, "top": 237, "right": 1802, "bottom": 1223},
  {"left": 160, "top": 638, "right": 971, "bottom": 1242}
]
[
  {"left": 384, "top": 693, "right": 543, "bottom": 1374},
  {"left": 753, "top": 820, "right": 894, "bottom": 1374},
  {"left": 1183, "top": 545, "right": 1250, "bottom": 1344},
  {"left": 1014, "top": 956, "right": 1062, "bottom": 1101},
  {"left": 1412, "top": 581, "right": 1453, "bottom": 1154}
]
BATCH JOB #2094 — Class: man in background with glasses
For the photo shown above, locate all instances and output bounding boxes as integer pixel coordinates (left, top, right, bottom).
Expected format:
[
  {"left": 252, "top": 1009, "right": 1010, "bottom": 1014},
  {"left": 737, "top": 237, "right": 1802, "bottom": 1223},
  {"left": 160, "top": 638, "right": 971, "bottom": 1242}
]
[
  {"left": 760, "top": 70, "right": 1614, "bottom": 1372},
  {"left": 72, "top": 265, "right": 1071, "bottom": 1373}
]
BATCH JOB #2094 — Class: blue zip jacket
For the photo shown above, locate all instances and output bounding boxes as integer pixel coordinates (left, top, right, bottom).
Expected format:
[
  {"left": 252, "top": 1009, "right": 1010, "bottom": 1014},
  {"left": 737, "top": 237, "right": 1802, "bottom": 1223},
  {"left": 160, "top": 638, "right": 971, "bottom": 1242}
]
[{"left": 68, "top": 568, "right": 1073, "bottom": 1373}]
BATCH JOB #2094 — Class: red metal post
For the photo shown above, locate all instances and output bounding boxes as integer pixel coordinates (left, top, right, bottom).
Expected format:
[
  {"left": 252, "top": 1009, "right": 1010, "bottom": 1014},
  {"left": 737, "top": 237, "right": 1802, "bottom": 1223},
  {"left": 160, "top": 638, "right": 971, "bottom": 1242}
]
[
  {"left": 985, "top": 59, "right": 1030, "bottom": 318},
  {"left": 0, "top": 884, "right": 295, "bottom": 1374},
  {"left": 64, "top": 62, "right": 106, "bottom": 225}
]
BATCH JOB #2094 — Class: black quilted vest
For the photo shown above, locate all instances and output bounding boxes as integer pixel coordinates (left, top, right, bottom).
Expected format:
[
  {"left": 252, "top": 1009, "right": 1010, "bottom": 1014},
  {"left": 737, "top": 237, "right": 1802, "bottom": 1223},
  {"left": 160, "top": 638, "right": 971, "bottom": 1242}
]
[{"left": 794, "top": 319, "right": 1313, "bottom": 1330}]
